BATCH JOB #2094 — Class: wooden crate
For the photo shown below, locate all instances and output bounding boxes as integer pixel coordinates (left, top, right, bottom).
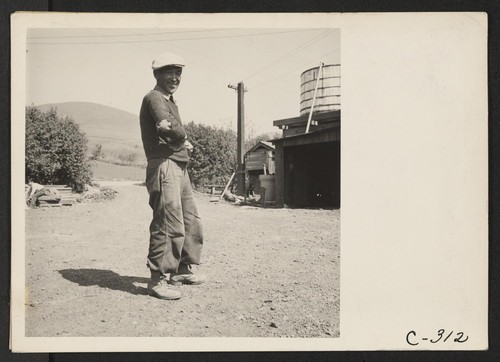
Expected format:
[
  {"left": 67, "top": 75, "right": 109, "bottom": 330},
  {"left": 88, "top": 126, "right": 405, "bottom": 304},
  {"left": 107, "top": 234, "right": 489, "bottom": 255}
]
[{"left": 38, "top": 185, "right": 77, "bottom": 207}]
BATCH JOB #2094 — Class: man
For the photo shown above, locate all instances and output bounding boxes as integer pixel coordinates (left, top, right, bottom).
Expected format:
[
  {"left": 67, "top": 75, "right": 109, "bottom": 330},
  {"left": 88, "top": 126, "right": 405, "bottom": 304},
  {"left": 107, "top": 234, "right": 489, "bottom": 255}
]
[
  {"left": 25, "top": 182, "right": 61, "bottom": 208},
  {"left": 25, "top": 182, "right": 44, "bottom": 207},
  {"left": 140, "top": 52, "right": 205, "bottom": 300}
]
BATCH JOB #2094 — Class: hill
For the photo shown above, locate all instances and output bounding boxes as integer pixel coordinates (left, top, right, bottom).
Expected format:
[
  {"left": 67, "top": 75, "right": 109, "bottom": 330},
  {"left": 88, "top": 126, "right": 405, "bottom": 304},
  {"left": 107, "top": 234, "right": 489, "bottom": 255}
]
[
  {"left": 35, "top": 102, "right": 142, "bottom": 144},
  {"left": 35, "top": 102, "right": 146, "bottom": 166}
]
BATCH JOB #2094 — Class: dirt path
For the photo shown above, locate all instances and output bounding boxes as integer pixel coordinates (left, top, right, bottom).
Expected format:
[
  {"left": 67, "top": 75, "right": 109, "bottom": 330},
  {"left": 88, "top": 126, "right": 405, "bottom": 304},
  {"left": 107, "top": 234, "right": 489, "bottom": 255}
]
[{"left": 25, "top": 183, "right": 340, "bottom": 338}]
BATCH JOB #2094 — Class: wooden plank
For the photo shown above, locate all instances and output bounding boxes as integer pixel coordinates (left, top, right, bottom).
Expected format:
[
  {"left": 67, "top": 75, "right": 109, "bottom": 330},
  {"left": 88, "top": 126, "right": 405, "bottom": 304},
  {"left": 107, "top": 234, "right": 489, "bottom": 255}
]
[
  {"left": 246, "top": 153, "right": 267, "bottom": 163},
  {"left": 36, "top": 185, "right": 76, "bottom": 206},
  {"left": 219, "top": 172, "right": 236, "bottom": 201},
  {"left": 246, "top": 163, "right": 268, "bottom": 171},
  {"left": 60, "top": 198, "right": 76, "bottom": 202},
  {"left": 39, "top": 200, "right": 74, "bottom": 206},
  {"left": 39, "top": 203, "right": 62, "bottom": 208},
  {"left": 43, "top": 185, "right": 73, "bottom": 192}
]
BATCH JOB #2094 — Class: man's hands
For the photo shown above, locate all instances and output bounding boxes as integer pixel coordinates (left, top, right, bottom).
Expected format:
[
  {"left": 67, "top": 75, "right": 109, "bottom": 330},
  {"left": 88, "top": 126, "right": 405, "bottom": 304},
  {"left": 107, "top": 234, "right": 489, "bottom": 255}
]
[
  {"left": 156, "top": 116, "right": 193, "bottom": 153},
  {"left": 156, "top": 119, "right": 172, "bottom": 133},
  {"left": 184, "top": 139, "right": 194, "bottom": 152}
]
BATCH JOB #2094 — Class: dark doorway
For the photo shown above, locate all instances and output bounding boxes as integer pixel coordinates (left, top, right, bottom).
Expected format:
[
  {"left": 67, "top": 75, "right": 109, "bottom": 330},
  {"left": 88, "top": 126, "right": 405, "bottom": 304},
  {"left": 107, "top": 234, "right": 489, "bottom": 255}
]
[{"left": 284, "top": 141, "right": 340, "bottom": 208}]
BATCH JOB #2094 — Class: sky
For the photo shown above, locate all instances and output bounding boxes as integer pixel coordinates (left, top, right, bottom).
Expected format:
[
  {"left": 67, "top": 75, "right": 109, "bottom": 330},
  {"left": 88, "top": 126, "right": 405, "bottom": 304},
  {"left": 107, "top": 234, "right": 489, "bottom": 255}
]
[{"left": 26, "top": 28, "right": 340, "bottom": 135}]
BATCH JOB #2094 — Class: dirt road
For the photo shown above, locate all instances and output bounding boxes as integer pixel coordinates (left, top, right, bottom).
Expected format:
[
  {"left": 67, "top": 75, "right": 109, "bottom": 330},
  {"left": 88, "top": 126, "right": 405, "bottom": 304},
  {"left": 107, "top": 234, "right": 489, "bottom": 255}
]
[{"left": 25, "top": 182, "right": 340, "bottom": 338}]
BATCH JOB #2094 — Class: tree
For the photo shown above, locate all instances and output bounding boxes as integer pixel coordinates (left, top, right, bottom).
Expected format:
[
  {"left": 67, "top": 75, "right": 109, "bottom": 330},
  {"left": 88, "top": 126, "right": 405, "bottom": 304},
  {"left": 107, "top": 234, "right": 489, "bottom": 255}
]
[
  {"left": 184, "top": 121, "right": 237, "bottom": 189},
  {"left": 245, "top": 131, "right": 282, "bottom": 152},
  {"left": 25, "top": 106, "right": 93, "bottom": 192},
  {"left": 90, "top": 144, "right": 104, "bottom": 161}
]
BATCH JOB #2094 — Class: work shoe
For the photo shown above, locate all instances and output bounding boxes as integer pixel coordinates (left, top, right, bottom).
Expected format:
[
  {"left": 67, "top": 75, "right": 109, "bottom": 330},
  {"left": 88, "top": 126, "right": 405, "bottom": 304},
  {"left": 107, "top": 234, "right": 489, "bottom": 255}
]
[
  {"left": 147, "top": 275, "right": 181, "bottom": 300},
  {"left": 169, "top": 264, "right": 206, "bottom": 286}
]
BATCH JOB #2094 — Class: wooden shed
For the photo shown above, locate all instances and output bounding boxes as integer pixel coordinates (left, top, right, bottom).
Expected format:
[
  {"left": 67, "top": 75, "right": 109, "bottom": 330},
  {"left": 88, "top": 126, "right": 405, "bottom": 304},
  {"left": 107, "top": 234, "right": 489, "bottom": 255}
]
[
  {"left": 272, "top": 110, "right": 340, "bottom": 208},
  {"left": 244, "top": 141, "right": 275, "bottom": 194}
]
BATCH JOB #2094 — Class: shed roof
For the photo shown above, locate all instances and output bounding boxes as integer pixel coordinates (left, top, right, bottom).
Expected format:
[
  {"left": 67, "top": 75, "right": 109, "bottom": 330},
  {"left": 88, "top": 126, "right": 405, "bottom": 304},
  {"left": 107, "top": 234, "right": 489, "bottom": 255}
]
[
  {"left": 272, "top": 124, "right": 340, "bottom": 147},
  {"left": 273, "top": 109, "right": 340, "bottom": 128},
  {"left": 245, "top": 140, "right": 276, "bottom": 155}
]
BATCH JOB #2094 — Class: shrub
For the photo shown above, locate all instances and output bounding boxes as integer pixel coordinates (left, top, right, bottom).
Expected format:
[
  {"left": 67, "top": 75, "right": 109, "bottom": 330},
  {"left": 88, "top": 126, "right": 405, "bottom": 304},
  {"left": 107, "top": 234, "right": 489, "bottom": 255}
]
[
  {"left": 116, "top": 151, "right": 138, "bottom": 165},
  {"left": 80, "top": 185, "right": 118, "bottom": 202},
  {"left": 90, "top": 144, "right": 104, "bottom": 161},
  {"left": 25, "top": 106, "right": 93, "bottom": 192},
  {"left": 184, "top": 122, "right": 237, "bottom": 190}
]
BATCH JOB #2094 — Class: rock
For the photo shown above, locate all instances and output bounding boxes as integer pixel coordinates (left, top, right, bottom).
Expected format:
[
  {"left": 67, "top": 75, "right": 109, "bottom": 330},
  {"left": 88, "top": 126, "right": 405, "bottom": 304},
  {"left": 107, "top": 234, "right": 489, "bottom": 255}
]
[{"left": 270, "top": 322, "right": 278, "bottom": 328}]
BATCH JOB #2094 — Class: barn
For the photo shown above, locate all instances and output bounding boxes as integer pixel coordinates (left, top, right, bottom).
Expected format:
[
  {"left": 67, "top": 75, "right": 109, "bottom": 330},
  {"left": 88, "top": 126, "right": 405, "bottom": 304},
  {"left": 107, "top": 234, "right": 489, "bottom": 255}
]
[
  {"left": 244, "top": 140, "right": 275, "bottom": 194},
  {"left": 272, "top": 109, "right": 340, "bottom": 208}
]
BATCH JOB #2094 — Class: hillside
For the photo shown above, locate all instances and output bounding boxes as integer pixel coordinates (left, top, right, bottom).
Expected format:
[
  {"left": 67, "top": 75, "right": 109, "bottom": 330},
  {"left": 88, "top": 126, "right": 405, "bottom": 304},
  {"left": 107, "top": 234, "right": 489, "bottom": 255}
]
[
  {"left": 35, "top": 102, "right": 146, "bottom": 166},
  {"left": 35, "top": 102, "right": 142, "bottom": 144}
]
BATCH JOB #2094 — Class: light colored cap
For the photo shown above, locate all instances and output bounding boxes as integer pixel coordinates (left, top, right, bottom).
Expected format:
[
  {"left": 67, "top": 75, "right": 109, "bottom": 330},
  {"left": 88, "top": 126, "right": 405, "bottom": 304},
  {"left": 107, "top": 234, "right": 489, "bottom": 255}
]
[{"left": 152, "top": 52, "right": 185, "bottom": 70}]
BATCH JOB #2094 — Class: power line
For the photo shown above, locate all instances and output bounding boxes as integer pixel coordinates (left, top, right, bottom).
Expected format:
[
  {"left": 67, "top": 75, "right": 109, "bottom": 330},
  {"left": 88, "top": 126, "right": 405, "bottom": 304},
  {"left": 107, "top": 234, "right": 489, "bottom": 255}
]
[
  {"left": 26, "top": 29, "right": 324, "bottom": 45},
  {"left": 27, "top": 28, "right": 239, "bottom": 39},
  {"left": 249, "top": 46, "right": 340, "bottom": 91},
  {"left": 171, "top": 43, "right": 253, "bottom": 74},
  {"left": 241, "top": 29, "right": 336, "bottom": 82},
  {"left": 77, "top": 27, "right": 246, "bottom": 76},
  {"left": 26, "top": 28, "right": 249, "bottom": 79}
]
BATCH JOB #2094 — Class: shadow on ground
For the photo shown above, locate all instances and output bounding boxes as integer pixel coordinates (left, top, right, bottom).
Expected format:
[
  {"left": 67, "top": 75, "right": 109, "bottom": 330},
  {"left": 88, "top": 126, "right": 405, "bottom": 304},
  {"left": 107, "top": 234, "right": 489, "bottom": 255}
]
[{"left": 59, "top": 268, "right": 149, "bottom": 296}]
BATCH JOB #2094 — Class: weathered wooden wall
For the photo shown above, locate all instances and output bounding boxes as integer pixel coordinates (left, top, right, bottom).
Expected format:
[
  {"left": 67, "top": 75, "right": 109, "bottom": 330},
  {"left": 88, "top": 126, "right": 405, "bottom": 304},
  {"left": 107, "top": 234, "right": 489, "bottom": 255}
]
[
  {"left": 245, "top": 149, "right": 275, "bottom": 172},
  {"left": 273, "top": 128, "right": 340, "bottom": 208}
]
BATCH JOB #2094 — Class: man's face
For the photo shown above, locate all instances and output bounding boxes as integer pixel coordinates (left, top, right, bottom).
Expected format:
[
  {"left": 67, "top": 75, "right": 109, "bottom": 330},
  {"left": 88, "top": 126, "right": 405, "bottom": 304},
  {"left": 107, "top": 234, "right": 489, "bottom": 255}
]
[{"left": 155, "top": 66, "right": 182, "bottom": 94}]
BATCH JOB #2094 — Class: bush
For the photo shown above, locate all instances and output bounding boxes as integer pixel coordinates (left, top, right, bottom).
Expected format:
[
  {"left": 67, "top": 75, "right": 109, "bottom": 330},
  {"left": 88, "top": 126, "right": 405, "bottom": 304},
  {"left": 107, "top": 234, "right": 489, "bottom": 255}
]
[
  {"left": 25, "top": 106, "right": 93, "bottom": 192},
  {"left": 184, "top": 122, "right": 237, "bottom": 190},
  {"left": 116, "top": 151, "right": 138, "bottom": 165}
]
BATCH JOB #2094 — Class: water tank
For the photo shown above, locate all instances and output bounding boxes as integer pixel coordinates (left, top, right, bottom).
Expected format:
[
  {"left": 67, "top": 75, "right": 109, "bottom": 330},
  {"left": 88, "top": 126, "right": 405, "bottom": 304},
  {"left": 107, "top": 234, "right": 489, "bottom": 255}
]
[{"left": 300, "top": 64, "right": 341, "bottom": 116}]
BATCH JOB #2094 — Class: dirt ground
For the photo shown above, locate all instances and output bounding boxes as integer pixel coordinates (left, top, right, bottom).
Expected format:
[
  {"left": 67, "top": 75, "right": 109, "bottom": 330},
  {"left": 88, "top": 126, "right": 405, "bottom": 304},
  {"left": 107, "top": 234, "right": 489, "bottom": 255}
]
[{"left": 24, "top": 181, "right": 340, "bottom": 338}]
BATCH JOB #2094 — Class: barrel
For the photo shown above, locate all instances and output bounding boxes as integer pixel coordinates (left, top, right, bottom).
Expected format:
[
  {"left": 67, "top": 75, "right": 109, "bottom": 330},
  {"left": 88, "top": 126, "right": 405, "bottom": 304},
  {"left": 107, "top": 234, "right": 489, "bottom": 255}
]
[
  {"left": 300, "top": 64, "right": 341, "bottom": 116},
  {"left": 259, "top": 175, "right": 276, "bottom": 202}
]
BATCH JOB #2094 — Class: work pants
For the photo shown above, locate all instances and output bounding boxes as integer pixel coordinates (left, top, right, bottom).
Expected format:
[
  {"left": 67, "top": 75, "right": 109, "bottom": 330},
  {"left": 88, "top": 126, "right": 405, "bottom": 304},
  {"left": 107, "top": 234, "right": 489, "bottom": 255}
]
[
  {"left": 145, "top": 158, "right": 203, "bottom": 275},
  {"left": 30, "top": 190, "right": 46, "bottom": 207}
]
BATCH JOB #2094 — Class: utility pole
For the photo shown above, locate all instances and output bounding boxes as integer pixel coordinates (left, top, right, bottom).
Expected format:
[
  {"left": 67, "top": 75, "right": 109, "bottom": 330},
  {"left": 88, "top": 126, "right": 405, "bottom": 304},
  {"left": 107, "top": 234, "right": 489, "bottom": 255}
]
[{"left": 228, "top": 81, "right": 247, "bottom": 196}]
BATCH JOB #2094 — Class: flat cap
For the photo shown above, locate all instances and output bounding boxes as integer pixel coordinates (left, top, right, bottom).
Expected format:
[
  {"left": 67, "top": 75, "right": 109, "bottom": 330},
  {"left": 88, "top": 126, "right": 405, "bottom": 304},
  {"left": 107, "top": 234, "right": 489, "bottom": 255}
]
[{"left": 152, "top": 52, "right": 185, "bottom": 70}]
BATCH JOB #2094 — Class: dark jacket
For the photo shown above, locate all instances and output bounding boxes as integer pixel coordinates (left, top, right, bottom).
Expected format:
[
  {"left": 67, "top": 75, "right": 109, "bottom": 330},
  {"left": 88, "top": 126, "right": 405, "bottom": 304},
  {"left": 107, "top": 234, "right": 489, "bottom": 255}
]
[{"left": 139, "top": 85, "right": 189, "bottom": 162}]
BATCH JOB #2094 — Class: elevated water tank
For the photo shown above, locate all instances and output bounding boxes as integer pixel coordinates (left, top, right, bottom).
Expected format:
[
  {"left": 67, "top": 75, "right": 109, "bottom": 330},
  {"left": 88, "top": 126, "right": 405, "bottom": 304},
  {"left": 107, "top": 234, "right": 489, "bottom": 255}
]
[{"left": 300, "top": 64, "right": 341, "bottom": 116}]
